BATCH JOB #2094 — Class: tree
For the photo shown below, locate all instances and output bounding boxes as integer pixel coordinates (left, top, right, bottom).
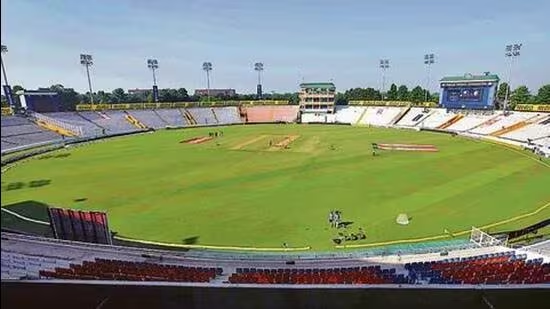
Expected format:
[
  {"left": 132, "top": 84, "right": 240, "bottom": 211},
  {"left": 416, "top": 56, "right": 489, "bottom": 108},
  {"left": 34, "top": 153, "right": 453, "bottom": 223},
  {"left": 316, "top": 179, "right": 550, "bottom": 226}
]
[
  {"left": 12, "top": 85, "right": 24, "bottom": 93},
  {"left": 430, "top": 92, "right": 440, "bottom": 103},
  {"left": 49, "top": 84, "right": 80, "bottom": 111},
  {"left": 335, "top": 92, "right": 347, "bottom": 105},
  {"left": 111, "top": 88, "right": 127, "bottom": 103},
  {"left": 510, "top": 85, "right": 531, "bottom": 106},
  {"left": 497, "top": 82, "right": 510, "bottom": 103},
  {"left": 409, "top": 86, "right": 425, "bottom": 103},
  {"left": 534, "top": 84, "right": 550, "bottom": 104},
  {"left": 96, "top": 91, "right": 112, "bottom": 104},
  {"left": 386, "top": 84, "right": 398, "bottom": 100},
  {"left": 176, "top": 88, "right": 189, "bottom": 101},
  {"left": 397, "top": 85, "right": 409, "bottom": 101}
]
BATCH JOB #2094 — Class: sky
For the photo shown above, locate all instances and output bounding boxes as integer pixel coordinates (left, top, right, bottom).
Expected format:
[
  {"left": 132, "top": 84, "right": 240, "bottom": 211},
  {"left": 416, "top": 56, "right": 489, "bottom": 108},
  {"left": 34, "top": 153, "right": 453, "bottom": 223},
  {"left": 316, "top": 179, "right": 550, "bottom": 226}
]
[{"left": 1, "top": 0, "right": 549, "bottom": 94}]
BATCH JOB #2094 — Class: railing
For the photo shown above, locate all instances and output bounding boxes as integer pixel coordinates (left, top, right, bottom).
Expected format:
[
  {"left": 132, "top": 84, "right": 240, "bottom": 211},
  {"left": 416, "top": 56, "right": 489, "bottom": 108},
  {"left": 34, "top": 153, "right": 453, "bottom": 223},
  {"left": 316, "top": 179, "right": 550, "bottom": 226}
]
[
  {"left": 76, "top": 101, "right": 291, "bottom": 111},
  {"left": 27, "top": 111, "right": 83, "bottom": 136}
]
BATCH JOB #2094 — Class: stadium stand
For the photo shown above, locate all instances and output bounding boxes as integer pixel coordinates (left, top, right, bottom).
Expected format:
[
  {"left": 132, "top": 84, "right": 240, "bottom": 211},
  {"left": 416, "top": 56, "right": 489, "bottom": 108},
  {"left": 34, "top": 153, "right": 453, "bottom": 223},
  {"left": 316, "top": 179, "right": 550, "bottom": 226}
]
[
  {"left": 444, "top": 111, "right": 497, "bottom": 132},
  {"left": 78, "top": 111, "right": 139, "bottom": 134},
  {"left": 245, "top": 106, "right": 299, "bottom": 123},
  {"left": 127, "top": 110, "right": 168, "bottom": 129},
  {"left": 2, "top": 232, "right": 548, "bottom": 286},
  {"left": 154, "top": 109, "right": 186, "bottom": 127},
  {"left": 301, "top": 113, "right": 335, "bottom": 123},
  {"left": 417, "top": 108, "right": 457, "bottom": 129},
  {"left": 334, "top": 106, "right": 366, "bottom": 124},
  {"left": 405, "top": 252, "right": 549, "bottom": 284},
  {"left": 468, "top": 112, "right": 535, "bottom": 135},
  {"left": 358, "top": 106, "right": 407, "bottom": 127},
  {"left": 1, "top": 115, "right": 63, "bottom": 151},
  {"left": 395, "top": 107, "right": 430, "bottom": 127},
  {"left": 212, "top": 106, "right": 242, "bottom": 125},
  {"left": 186, "top": 107, "right": 218, "bottom": 125},
  {"left": 501, "top": 115, "right": 550, "bottom": 141},
  {"left": 229, "top": 266, "right": 409, "bottom": 284},
  {"left": 47, "top": 112, "right": 103, "bottom": 136}
]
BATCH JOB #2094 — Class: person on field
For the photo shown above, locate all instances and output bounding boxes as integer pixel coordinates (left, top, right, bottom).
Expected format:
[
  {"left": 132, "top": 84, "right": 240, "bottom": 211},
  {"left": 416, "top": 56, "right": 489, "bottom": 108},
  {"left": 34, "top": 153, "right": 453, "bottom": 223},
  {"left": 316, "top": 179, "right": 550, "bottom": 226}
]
[{"left": 328, "top": 211, "right": 334, "bottom": 227}]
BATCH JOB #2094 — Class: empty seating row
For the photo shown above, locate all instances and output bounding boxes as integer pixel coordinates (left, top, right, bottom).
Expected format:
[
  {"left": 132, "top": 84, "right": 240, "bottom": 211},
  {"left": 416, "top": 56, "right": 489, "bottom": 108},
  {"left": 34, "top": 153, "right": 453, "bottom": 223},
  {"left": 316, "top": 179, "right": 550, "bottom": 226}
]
[
  {"left": 357, "top": 107, "right": 407, "bottom": 126},
  {"left": 229, "top": 266, "right": 408, "bottom": 285},
  {"left": 1, "top": 116, "right": 63, "bottom": 151},
  {"left": 39, "top": 258, "right": 222, "bottom": 283},
  {"left": 405, "top": 252, "right": 549, "bottom": 284}
]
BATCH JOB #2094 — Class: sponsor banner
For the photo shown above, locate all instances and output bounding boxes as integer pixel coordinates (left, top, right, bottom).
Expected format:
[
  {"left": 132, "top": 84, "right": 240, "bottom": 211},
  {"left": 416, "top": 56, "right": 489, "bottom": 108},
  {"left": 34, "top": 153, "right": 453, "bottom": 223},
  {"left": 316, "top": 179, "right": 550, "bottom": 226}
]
[
  {"left": 515, "top": 104, "right": 550, "bottom": 112},
  {"left": 1, "top": 106, "right": 13, "bottom": 115},
  {"left": 349, "top": 101, "right": 437, "bottom": 107}
]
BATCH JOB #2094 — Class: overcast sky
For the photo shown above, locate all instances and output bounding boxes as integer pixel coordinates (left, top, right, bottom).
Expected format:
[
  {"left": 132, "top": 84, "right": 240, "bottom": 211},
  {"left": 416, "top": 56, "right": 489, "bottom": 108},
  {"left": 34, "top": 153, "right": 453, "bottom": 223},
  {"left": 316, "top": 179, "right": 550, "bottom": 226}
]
[{"left": 1, "top": 0, "right": 549, "bottom": 94}]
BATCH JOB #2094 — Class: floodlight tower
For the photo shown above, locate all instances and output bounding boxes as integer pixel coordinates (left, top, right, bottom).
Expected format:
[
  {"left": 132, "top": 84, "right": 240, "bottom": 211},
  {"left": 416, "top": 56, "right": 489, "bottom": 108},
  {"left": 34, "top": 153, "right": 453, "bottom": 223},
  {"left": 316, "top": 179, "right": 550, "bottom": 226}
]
[
  {"left": 504, "top": 43, "right": 522, "bottom": 111},
  {"left": 202, "top": 62, "right": 213, "bottom": 103},
  {"left": 424, "top": 53, "right": 435, "bottom": 102},
  {"left": 254, "top": 62, "right": 264, "bottom": 99},
  {"left": 379, "top": 59, "right": 390, "bottom": 100},
  {"left": 80, "top": 54, "right": 95, "bottom": 105},
  {"left": 147, "top": 59, "right": 159, "bottom": 102},
  {"left": 1, "top": 44, "right": 14, "bottom": 107}
]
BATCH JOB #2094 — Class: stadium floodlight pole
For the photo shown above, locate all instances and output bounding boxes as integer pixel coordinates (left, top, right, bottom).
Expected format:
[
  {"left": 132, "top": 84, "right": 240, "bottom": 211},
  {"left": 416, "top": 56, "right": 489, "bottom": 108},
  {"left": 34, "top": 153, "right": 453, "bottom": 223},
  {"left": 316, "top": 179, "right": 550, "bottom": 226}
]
[
  {"left": 424, "top": 53, "right": 435, "bottom": 102},
  {"left": 504, "top": 43, "right": 521, "bottom": 111},
  {"left": 379, "top": 59, "right": 390, "bottom": 100},
  {"left": 147, "top": 59, "right": 159, "bottom": 102},
  {"left": 254, "top": 62, "right": 264, "bottom": 99},
  {"left": 80, "top": 54, "right": 95, "bottom": 106},
  {"left": 147, "top": 59, "right": 159, "bottom": 86},
  {"left": 0, "top": 44, "right": 15, "bottom": 109},
  {"left": 1, "top": 45, "right": 9, "bottom": 87},
  {"left": 202, "top": 62, "right": 212, "bottom": 105}
]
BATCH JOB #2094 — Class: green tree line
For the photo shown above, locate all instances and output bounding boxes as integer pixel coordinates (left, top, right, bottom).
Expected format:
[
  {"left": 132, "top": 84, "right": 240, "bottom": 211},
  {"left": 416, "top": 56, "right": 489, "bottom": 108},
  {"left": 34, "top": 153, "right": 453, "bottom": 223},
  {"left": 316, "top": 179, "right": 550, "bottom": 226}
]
[{"left": 2, "top": 83, "right": 549, "bottom": 110}]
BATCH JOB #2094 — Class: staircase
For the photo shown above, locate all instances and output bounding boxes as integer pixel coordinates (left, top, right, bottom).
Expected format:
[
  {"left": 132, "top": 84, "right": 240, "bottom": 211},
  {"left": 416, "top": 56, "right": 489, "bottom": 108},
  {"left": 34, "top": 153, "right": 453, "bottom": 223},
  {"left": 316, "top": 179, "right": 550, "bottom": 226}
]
[
  {"left": 467, "top": 114, "right": 502, "bottom": 132},
  {"left": 124, "top": 112, "right": 148, "bottom": 129},
  {"left": 152, "top": 109, "right": 170, "bottom": 126},
  {"left": 437, "top": 114, "right": 464, "bottom": 129},
  {"left": 355, "top": 107, "right": 369, "bottom": 125},
  {"left": 181, "top": 109, "right": 197, "bottom": 125},
  {"left": 211, "top": 108, "right": 220, "bottom": 124},
  {"left": 238, "top": 105, "right": 248, "bottom": 122},
  {"left": 390, "top": 106, "right": 411, "bottom": 125},
  {"left": 489, "top": 114, "right": 547, "bottom": 137}
]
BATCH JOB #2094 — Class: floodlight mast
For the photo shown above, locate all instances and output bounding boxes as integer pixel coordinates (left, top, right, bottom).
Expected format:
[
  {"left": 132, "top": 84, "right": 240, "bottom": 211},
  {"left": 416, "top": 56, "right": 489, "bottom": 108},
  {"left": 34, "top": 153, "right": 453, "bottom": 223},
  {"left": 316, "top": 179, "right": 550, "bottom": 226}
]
[
  {"left": 80, "top": 54, "right": 95, "bottom": 105},
  {"left": 147, "top": 59, "right": 159, "bottom": 86},
  {"left": 504, "top": 43, "right": 522, "bottom": 111},
  {"left": 379, "top": 59, "right": 390, "bottom": 100},
  {"left": 0, "top": 44, "right": 15, "bottom": 108},
  {"left": 202, "top": 62, "right": 213, "bottom": 104},
  {"left": 254, "top": 62, "right": 264, "bottom": 99},
  {"left": 1, "top": 44, "right": 9, "bottom": 87},
  {"left": 424, "top": 53, "right": 435, "bottom": 102},
  {"left": 147, "top": 59, "right": 159, "bottom": 102}
]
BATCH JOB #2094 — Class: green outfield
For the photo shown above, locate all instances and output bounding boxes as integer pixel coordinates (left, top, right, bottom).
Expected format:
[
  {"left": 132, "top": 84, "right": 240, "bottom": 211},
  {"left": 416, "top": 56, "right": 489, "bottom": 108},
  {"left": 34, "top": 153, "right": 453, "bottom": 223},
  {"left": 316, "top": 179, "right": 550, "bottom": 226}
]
[{"left": 1, "top": 124, "right": 549, "bottom": 251}]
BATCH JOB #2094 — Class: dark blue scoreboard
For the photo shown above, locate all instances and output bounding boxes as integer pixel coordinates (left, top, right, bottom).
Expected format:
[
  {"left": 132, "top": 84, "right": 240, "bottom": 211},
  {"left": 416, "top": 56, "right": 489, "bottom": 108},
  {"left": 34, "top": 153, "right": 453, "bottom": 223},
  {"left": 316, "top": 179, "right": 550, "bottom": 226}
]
[{"left": 439, "top": 73, "right": 499, "bottom": 110}]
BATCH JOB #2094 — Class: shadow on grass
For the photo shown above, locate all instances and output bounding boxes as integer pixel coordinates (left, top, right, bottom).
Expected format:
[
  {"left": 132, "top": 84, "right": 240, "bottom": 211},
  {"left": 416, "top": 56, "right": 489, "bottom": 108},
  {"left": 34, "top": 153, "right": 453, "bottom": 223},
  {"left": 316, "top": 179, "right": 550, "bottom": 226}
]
[
  {"left": 1, "top": 200, "right": 53, "bottom": 237},
  {"left": 2, "top": 179, "right": 51, "bottom": 192},
  {"left": 37, "top": 153, "right": 71, "bottom": 160},
  {"left": 182, "top": 236, "right": 199, "bottom": 245}
]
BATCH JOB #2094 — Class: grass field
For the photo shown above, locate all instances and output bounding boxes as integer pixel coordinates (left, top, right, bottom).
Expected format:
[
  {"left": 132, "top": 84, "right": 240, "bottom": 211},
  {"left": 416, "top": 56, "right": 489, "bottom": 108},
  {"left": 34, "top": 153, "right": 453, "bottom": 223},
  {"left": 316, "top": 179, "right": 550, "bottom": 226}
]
[{"left": 1, "top": 124, "right": 549, "bottom": 251}]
